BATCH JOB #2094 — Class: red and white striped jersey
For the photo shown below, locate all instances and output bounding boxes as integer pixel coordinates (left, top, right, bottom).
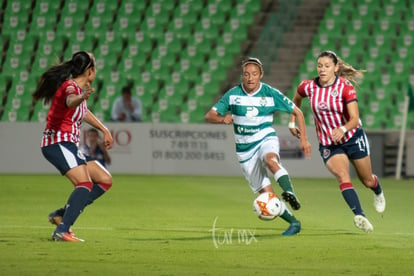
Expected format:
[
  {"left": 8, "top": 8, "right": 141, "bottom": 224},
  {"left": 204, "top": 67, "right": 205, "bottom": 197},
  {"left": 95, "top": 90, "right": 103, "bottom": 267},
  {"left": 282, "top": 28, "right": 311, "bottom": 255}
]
[
  {"left": 297, "top": 76, "right": 361, "bottom": 146},
  {"left": 41, "top": 79, "right": 87, "bottom": 147}
]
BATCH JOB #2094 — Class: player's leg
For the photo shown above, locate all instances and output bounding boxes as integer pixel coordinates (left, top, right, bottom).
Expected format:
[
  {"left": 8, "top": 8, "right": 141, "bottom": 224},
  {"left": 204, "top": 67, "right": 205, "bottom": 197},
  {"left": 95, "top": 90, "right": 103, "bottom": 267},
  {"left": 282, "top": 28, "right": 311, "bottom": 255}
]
[
  {"left": 54, "top": 165, "right": 92, "bottom": 239},
  {"left": 325, "top": 153, "right": 373, "bottom": 232},
  {"left": 258, "top": 185, "right": 301, "bottom": 236},
  {"left": 42, "top": 142, "right": 92, "bottom": 241},
  {"left": 261, "top": 140, "right": 301, "bottom": 211},
  {"left": 352, "top": 157, "right": 385, "bottom": 213},
  {"left": 84, "top": 160, "right": 112, "bottom": 207},
  {"left": 349, "top": 130, "right": 385, "bottom": 213}
]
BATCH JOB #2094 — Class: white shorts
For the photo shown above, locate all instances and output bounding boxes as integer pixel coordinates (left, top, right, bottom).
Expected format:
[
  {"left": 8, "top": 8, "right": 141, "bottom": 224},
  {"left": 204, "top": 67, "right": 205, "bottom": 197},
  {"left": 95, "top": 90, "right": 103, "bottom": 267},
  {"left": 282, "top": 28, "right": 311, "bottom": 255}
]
[{"left": 239, "top": 137, "right": 280, "bottom": 193}]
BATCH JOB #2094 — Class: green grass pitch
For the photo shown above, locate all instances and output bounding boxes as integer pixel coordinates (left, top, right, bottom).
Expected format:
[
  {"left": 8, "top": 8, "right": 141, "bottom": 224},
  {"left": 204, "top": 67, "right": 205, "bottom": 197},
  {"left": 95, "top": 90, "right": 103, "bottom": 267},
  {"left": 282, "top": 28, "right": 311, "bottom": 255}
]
[{"left": 0, "top": 174, "right": 413, "bottom": 275}]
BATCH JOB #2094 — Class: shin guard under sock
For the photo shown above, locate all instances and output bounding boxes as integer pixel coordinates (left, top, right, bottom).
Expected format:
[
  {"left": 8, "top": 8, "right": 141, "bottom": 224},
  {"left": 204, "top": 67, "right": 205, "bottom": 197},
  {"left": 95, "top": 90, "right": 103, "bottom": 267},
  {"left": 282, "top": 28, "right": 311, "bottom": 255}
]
[
  {"left": 56, "top": 181, "right": 93, "bottom": 232},
  {"left": 339, "top": 183, "right": 365, "bottom": 216},
  {"left": 370, "top": 174, "right": 383, "bottom": 195},
  {"left": 274, "top": 168, "right": 294, "bottom": 194},
  {"left": 85, "top": 182, "right": 112, "bottom": 206}
]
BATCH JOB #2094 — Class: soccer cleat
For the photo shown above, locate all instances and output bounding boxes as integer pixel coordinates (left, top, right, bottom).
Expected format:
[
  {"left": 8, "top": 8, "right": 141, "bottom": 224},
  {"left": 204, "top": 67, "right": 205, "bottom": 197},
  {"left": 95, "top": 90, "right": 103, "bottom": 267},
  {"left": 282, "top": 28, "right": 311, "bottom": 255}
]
[
  {"left": 282, "top": 191, "right": 301, "bottom": 210},
  {"left": 282, "top": 221, "right": 301, "bottom": 236},
  {"left": 374, "top": 192, "right": 386, "bottom": 213},
  {"left": 52, "top": 231, "right": 84, "bottom": 242},
  {"left": 354, "top": 215, "right": 373, "bottom": 233}
]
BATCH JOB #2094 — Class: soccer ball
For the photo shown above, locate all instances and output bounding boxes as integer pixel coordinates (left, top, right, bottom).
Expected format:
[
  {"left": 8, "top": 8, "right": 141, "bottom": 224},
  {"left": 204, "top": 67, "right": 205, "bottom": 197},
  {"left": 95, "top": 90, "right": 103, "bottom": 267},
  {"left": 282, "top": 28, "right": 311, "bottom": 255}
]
[{"left": 253, "top": 192, "right": 283, "bottom": 220}]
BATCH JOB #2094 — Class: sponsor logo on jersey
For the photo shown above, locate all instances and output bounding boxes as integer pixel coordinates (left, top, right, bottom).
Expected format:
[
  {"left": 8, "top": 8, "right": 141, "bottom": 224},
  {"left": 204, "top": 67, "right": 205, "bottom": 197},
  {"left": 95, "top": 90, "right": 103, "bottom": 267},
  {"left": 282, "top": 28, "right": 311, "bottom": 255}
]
[
  {"left": 245, "top": 106, "right": 259, "bottom": 118},
  {"left": 318, "top": 102, "right": 328, "bottom": 111},
  {"left": 237, "top": 126, "right": 260, "bottom": 134}
]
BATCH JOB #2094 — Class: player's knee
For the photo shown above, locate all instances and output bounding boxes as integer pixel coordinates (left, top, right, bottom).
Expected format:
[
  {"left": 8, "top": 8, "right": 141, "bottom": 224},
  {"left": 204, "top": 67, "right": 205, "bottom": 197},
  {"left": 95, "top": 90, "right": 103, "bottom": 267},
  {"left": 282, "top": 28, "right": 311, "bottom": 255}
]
[
  {"left": 98, "top": 181, "right": 112, "bottom": 191},
  {"left": 264, "top": 153, "right": 280, "bottom": 168}
]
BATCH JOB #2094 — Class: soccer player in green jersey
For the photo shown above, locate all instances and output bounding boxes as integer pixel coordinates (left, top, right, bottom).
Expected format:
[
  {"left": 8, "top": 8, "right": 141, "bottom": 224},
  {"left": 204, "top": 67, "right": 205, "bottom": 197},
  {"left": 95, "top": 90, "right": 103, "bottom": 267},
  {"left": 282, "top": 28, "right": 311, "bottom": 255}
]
[{"left": 205, "top": 57, "right": 311, "bottom": 236}]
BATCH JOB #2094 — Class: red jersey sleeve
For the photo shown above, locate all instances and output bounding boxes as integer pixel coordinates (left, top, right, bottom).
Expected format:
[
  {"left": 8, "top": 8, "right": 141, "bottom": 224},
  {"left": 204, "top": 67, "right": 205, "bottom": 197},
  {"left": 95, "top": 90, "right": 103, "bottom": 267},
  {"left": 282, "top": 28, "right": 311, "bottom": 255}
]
[
  {"left": 341, "top": 78, "right": 358, "bottom": 103},
  {"left": 297, "top": 80, "right": 312, "bottom": 97}
]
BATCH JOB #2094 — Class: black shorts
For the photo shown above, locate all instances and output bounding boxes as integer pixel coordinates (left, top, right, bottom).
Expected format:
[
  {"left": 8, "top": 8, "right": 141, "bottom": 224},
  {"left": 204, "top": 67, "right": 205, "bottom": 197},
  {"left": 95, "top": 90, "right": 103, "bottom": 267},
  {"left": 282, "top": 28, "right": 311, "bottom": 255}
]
[
  {"left": 41, "top": 142, "right": 87, "bottom": 175},
  {"left": 319, "top": 128, "right": 370, "bottom": 164}
]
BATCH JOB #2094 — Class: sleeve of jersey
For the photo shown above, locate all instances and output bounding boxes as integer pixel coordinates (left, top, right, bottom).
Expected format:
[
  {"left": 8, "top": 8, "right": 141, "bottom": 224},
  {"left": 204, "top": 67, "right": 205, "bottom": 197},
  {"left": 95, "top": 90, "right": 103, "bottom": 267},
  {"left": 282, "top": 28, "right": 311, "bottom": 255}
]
[
  {"left": 272, "top": 88, "right": 295, "bottom": 114},
  {"left": 343, "top": 81, "right": 358, "bottom": 103},
  {"left": 297, "top": 80, "right": 308, "bottom": 97},
  {"left": 213, "top": 93, "right": 230, "bottom": 116},
  {"left": 65, "top": 82, "right": 77, "bottom": 95}
]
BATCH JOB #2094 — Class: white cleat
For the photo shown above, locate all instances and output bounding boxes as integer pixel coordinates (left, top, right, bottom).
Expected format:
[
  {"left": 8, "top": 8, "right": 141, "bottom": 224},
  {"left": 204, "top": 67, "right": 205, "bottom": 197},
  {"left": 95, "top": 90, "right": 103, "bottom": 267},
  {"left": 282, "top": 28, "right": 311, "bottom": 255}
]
[
  {"left": 354, "top": 215, "right": 374, "bottom": 233},
  {"left": 374, "top": 192, "right": 386, "bottom": 213}
]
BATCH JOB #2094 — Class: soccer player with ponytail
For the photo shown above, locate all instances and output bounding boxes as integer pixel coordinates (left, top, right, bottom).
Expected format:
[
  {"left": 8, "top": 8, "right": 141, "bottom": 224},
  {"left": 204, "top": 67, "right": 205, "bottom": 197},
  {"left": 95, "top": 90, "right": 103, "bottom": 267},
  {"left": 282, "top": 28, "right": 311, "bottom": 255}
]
[
  {"left": 290, "top": 50, "right": 386, "bottom": 233},
  {"left": 33, "top": 51, "right": 113, "bottom": 242}
]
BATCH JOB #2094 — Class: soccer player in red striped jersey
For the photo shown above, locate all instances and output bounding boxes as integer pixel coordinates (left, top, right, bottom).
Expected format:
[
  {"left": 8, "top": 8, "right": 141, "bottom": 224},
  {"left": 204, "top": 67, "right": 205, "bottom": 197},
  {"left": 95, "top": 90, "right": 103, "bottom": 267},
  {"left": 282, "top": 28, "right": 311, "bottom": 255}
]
[
  {"left": 289, "top": 51, "right": 385, "bottom": 233},
  {"left": 33, "top": 51, "right": 113, "bottom": 242}
]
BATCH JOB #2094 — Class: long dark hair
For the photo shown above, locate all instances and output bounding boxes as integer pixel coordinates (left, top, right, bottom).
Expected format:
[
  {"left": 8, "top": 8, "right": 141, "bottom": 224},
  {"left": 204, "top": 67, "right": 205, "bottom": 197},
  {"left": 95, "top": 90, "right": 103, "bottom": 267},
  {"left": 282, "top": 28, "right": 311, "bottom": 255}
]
[{"left": 32, "top": 51, "right": 94, "bottom": 104}]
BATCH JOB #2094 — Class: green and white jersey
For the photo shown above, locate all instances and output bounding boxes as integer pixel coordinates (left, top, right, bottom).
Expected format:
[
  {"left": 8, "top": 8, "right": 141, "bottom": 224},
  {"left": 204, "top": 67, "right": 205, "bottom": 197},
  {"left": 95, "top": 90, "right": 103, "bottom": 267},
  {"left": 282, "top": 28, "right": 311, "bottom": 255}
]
[{"left": 213, "top": 82, "right": 295, "bottom": 162}]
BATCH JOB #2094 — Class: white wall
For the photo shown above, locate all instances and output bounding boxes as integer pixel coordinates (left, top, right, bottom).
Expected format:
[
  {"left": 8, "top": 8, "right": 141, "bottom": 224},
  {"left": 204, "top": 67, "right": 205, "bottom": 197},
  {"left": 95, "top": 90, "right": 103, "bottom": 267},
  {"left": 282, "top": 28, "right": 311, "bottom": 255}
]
[{"left": 0, "top": 122, "right": 331, "bottom": 177}]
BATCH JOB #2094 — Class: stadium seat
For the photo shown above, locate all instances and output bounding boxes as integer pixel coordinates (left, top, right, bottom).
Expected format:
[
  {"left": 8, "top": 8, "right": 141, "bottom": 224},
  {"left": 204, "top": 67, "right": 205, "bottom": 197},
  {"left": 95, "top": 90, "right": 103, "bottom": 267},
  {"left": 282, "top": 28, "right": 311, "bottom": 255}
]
[
  {"left": 194, "top": 18, "right": 220, "bottom": 41},
  {"left": 180, "top": 45, "right": 206, "bottom": 69},
  {"left": 216, "top": 32, "right": 242, "bottom": 55},
  {"left": 140, "top": 16, "right": 165, "bottom": 41},
  {"left": 83, "top": 15, "right": 113, "bottom": 39},
  {"left": 90, "top": 0, "right": 118, "bottom": 16},
  {"left": 167, "top": 17, "right": 192, "bottom": 41},
  {"left": 30, "top": 100, "right": 49, "bottom": 122},
  {"left": 173, "top": 3, "right": 198, "bottom": 25},
  {"left": 119, "top": 0, "right": 147, "bottom": 17},
  {"left": 158, "top": 32, "right": 182, "bottom": 54}
]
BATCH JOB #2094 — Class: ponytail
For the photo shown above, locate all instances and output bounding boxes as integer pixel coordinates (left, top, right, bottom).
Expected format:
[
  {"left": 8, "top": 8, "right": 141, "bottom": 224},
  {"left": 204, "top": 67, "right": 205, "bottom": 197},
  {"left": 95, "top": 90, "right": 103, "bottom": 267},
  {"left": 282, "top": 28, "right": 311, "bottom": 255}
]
[
  {"left": 32, "top": 51, "right": 93, "bottom": 104},
  {"left": 337, "top": 57, "right": 365, "bottom": 85}
]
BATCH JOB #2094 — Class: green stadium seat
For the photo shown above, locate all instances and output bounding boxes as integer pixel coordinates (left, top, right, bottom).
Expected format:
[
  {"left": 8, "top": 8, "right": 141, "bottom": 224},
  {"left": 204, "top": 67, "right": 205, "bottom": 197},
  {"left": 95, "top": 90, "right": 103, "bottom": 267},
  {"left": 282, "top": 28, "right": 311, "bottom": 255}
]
[
  {"left": 180, "top": 45, "right": 206, "bottom": 69},
  {"left": 175, "top": 59, "right": 199, "bottom": 83},
  {"left": 194, "top": 18, "right": 220, "bottom": 41},
  {"left": 229, "top": 3, "right": 256, "bottom": 26},
  {"left": 119, "top": 0, "right": 147, "bottom": 17},
  {"left": 186, "top": 32, "right": 211, "bottom": 53},
  {"left": 144, "top": 58, "right": 171, "bottom": 81},
  {"left": 84, "top": 16, "right": 113, "bottom": 39},
  {"left": 202, "top": 4, "right": 227, "bottom": 26},
  {"left": 1, "top": 54, "right": 30, "bottom": 78},
  {"left": 167, "top": 18, "right": 192, "bottom": 41},
  {"left": 363, "top": 113, "right": 385, "bottom": 129},
  {"left": 209, "top": 46, "right": 235, "bottom": 68},
  {"left": 140, "top": 16, "right": 165, "bottom": 41},
  {"left": 112, "top": 16, "right": 138, "bottom": 38},
  {"left": 90, "top": 0, "right": 118, "bottom": 16},
  {"left": 30, "top": 100, "right": 49, "bottom": 122},
  {"left": 36, "top": 38, "right": 64, "bottom": 61},
  {"left": 146, "top": 5, "right": 169, "bottom": 27},
  {"left": 187, "top": 108, "right": 207, "bottom": 123},
  {"left": 126, "top": 31, "right": 153, "bottom": 55},
  {"left": 55, "top": 15, "right": 85, "bottom": 39},
  {"left": 29, "top": 9, "right": 57, "bottom": 34},
  {"left": 173, "top": 3, "right": 198, "bottom": 25},
  {"left": 1, "top": 81, "right": 33, "bottom": 122},
  {"left": 216, "top": 33, "right": 241, "bottom": 56},
  {"left": 158, "top": 32, "right": 182, "bottom": 54},
  {"left": 318, "top": 17, "right": 346, "bottom": 36}
]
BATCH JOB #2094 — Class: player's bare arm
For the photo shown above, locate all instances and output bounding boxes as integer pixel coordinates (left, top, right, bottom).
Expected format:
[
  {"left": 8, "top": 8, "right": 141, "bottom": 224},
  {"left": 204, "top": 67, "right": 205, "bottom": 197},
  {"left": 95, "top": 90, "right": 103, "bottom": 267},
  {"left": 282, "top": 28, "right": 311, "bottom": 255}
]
[{"left": 205, "top": 109, "right": 233, "bottom": 124}]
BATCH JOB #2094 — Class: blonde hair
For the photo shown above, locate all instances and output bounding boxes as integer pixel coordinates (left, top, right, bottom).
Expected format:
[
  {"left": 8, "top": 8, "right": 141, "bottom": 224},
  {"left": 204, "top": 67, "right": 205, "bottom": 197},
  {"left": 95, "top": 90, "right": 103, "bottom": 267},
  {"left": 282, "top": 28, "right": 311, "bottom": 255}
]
[{"left": 318, "top": 51, "right": 365, "bottom": 85}]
